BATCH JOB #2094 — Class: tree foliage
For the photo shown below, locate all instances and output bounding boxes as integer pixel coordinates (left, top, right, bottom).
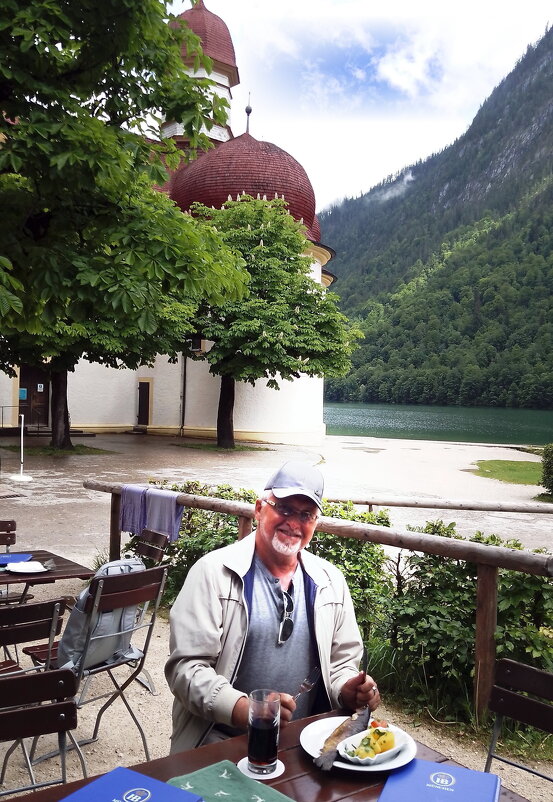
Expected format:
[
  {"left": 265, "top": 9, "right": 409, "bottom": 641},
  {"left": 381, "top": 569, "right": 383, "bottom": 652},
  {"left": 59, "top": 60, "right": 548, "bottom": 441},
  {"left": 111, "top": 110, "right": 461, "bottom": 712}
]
[
  {"left": 189, "top": 195, "right": 362, "bottom": 447},
  {"left": 542, "top": 444, "right": 553, "bottom": 494},
  {"left": 326, "top": 196, "right": 553, "bottom": 408},
  {"left": 0, "top": 0, "right": 248, "bottom": 447}
]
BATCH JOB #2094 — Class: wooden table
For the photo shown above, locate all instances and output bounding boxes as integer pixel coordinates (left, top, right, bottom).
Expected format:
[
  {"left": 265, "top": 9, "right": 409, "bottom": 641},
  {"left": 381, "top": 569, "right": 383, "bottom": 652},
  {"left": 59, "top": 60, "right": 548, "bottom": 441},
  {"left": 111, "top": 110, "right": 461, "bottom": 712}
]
[
  {"left": 10, "top": 713, "right": 530, "bottom": 802},
  {"left": 0, "top": 549, "right": 93, "bottom": 590}
]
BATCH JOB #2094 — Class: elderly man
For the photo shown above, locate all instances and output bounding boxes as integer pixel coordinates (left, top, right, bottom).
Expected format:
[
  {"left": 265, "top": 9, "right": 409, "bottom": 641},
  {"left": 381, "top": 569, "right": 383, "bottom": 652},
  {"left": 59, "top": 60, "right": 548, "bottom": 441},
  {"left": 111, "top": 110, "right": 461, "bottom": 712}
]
[{"left": 165, "top": 460, "right": 380, "bottom": 752}]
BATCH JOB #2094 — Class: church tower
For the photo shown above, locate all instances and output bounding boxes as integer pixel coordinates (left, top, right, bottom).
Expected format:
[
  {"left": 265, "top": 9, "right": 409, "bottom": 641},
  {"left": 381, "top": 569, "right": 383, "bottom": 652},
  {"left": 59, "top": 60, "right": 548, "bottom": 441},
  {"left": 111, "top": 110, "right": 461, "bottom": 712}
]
[{"left": 161, "top": 1, "right": 239, "bottom": 150}]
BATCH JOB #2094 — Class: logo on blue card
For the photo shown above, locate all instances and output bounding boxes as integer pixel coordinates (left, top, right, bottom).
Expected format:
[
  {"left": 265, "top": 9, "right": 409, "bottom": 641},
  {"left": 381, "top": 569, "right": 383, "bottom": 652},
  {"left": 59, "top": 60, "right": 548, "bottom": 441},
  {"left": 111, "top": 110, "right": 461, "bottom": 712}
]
[
  {"left": 429, "top": 771, "right": 456, "bottom": 788},
  {"left": 122, "top": 789, "right": 152, "bottom": 802}
]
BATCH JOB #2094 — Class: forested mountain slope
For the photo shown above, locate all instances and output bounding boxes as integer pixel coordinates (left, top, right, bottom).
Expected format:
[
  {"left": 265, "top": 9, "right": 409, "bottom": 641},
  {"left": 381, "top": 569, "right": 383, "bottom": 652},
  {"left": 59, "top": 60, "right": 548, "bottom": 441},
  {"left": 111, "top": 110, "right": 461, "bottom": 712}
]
[{"left": 320, "top": 28, "right": 553, "bottom": 409}]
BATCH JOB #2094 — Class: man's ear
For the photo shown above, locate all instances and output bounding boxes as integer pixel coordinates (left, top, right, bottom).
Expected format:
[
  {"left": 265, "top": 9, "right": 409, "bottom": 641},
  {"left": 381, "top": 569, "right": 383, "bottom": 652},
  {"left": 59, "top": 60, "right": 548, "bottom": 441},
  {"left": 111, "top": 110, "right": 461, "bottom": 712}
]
[{"left": 254, "top": 498, "right": 263, "bottom": 522}]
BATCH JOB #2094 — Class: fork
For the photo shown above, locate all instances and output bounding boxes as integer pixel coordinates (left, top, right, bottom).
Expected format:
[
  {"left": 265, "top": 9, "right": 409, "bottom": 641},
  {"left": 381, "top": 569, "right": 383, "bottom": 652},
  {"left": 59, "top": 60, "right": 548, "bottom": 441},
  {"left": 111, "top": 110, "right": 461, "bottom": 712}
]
[{"left": 293, "top": 666, "right": 321, "bottom": 700}]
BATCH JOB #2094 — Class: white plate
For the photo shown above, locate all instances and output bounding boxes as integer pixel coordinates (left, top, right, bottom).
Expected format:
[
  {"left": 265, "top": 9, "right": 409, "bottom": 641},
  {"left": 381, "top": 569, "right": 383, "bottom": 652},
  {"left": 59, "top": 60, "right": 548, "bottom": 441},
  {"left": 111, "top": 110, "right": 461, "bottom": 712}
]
[
  {"left": 300, "top": 716, "right": 417, "bottom": 772},
  {"left": 338, "top": 724, "right": 408, "bottom": 765},
  {"left": 6, "top": 561, "right": 48, "bottom": 574}
]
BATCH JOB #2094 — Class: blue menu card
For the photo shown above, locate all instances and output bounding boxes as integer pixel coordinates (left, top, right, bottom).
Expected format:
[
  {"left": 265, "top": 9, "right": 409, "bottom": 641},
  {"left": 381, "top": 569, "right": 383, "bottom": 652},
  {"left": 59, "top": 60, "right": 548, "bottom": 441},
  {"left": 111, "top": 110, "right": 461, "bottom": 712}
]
[
  {"left": 378, "top": 759, "right": 501, "bottom": 802},
  {"left": 0, "top": 553, "right": 32, "bottom": 564},
  {"left": 60, "top": 766, "right": 203, "bottom": 802}
]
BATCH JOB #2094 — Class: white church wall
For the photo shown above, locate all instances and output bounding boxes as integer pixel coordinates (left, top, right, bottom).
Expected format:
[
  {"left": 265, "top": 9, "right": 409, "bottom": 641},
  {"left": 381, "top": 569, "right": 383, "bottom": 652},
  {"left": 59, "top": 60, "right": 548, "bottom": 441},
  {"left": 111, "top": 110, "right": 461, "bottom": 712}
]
[
  {"left": 139, "top": 355, "right": 183, "bottom": 429},
  {"left": 234, "top": 374, "right": 325, "bottom": 439},
  {"left": 67, "top": 357, "right": 186, "bottom": 432},
  {"left": 182, "top": 357, "right": 325, "bottom": 445},
  {"left": 67, "top": 361, "right": 138, "bottom": 428},
  {"left": 183, "top": 357, "right": 220, "bottom": 430}
]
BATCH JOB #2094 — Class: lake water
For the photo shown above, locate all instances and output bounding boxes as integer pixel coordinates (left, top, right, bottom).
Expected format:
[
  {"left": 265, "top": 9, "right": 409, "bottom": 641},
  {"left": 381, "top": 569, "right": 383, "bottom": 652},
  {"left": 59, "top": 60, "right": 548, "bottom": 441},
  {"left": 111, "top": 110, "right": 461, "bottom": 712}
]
[{"left": 324, "top": 402, "right": 553, "bottom": 446}]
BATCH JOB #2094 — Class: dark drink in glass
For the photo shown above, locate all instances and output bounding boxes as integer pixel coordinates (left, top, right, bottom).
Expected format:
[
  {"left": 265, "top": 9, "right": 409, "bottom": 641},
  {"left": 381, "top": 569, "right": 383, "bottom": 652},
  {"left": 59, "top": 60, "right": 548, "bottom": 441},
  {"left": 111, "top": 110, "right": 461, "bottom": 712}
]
[{"left": 247, "top": 689, "right": 280, "bottom": 774}]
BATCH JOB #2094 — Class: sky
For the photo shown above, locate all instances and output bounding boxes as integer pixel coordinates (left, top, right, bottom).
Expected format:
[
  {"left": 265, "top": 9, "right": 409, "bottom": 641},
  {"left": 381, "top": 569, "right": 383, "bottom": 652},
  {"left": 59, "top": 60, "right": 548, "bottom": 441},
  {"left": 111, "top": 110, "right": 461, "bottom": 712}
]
[{"left": 170, "top": 1, "right": 552, "bottom": 212}]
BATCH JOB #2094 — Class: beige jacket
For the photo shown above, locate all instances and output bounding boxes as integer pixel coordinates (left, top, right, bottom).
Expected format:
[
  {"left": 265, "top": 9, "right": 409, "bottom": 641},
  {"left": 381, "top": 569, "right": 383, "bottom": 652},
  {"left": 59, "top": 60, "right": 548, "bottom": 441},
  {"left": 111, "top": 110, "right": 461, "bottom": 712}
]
[{"left": 165, "top": 532, "right": 363, "bottom": 752}]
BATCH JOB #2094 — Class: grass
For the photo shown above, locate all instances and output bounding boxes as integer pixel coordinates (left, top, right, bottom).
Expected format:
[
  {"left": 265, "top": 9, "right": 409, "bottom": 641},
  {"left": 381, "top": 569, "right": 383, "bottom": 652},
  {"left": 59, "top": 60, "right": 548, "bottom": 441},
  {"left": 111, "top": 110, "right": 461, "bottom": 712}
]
[
  {"left": 171, "top": 441, "right": 274, "bottom": 452},
  {"left": 471, "top": 459, "right": 543, "bottom": 486},
  {"left": 0, "top": 444, "right": 113, "bottom": 456}
]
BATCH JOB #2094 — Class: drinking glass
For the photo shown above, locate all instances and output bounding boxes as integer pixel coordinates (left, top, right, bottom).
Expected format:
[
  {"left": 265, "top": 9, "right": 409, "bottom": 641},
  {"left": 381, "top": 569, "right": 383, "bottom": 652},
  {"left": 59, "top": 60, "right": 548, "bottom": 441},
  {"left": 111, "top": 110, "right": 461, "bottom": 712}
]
[{"left": 247, "top": 689, "right": 280, "bottom": 774}]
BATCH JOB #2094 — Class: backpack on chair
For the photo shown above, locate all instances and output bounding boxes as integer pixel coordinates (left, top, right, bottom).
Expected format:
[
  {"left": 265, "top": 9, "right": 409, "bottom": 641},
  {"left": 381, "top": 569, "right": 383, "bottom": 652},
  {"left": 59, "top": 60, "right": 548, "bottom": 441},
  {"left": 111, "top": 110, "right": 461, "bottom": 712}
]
[{"left": 57, "top": 557, "right": 145, "bottom": 671}]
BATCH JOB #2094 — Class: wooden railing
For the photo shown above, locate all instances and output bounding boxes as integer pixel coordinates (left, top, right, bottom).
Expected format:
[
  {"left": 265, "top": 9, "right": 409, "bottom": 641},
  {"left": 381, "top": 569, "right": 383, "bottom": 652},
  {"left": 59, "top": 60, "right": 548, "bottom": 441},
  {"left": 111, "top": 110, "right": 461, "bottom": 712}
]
[{"left": 83, "top": 479, "right": 553, "bottom": 717}]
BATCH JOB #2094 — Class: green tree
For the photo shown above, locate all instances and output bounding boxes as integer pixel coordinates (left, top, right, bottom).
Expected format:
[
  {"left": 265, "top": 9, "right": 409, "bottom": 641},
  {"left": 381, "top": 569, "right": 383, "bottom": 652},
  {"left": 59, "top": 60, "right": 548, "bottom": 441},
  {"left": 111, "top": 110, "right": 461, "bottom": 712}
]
[
  {"left": 542, "top": 443, "right": 553, "bottom": 494},
  {"left": 190, "top": 195, "right": 362, "bottom": 448},
  {"left": 0, "top": 0, "right": 248, "bottom": 448}
]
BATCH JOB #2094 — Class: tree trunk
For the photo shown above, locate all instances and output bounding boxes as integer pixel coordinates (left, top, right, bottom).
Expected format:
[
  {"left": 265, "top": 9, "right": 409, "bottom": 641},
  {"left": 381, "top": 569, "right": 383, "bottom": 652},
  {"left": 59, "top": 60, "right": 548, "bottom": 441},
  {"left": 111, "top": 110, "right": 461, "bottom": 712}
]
[
  {"left": 217, "top": 374, "right": 235, "bottom": 448},
  {"left": 50, "top": 370, "right": 73, "bottom": 450}
]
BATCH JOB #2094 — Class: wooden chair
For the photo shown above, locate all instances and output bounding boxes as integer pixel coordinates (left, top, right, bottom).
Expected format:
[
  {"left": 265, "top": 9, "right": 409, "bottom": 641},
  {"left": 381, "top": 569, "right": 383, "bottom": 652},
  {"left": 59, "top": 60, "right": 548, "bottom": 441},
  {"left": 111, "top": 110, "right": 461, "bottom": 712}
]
[
  {"left": 0, "top": 598, "right": 66, "bottom": 675},
  {"left": 31, "top": 566, "right": 167, "bottom": 765},
  {"left": 0, "top": 520, "right": 16, "bottom": 551},
  {"left": 485, "top": 658, "right": 553, "bottom": 782},
  {"left": 0, "top": 519, "right": 34, "bottom": 605},
  {"left": 0, "top": 668, "right": 87, "bottom": 796},
  {"left": 130, "top": 528, "right": 169, "bottom": 565},
  {"left": 121, "top": 529, "right": 169, "bottom": 696}
]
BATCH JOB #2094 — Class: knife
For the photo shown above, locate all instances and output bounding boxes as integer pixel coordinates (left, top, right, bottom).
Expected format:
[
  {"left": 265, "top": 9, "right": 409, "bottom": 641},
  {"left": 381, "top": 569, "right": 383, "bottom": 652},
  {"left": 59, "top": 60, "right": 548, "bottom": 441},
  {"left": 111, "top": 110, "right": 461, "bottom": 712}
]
[
  {"left": 360, "top": 645, "right": 368, "bottom": 681},
  {"left": 359, "top": 645, "right": 371, "bottom": 720}
]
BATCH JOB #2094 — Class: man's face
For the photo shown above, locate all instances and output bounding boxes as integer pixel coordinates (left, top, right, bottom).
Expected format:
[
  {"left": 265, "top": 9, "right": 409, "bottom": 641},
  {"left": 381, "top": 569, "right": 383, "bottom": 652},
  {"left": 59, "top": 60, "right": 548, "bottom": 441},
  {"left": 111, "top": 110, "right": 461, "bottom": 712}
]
[{"left": 254, "top": 493, "right": 319, "bottom": 560}]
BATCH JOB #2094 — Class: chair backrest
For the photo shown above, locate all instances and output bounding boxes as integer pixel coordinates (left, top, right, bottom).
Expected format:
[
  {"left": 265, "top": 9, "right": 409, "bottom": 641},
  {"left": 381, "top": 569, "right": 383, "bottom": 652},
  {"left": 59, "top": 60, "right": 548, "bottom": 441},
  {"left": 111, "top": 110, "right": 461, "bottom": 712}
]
[
  {"left": 133, "top": 529, "right": 169, "bottom": 565},
  {"left": 0, "top": 668, "right": 78, "bottom": 741},
  {"left": 0, "top": 598, "right": 66, "bottom": 671},
  {"left": 63, "top": 565, "right": 166, "bottom": 679},
  {"left": 0, "top": 519, "right": 16, "bottom": 551},
  {"left": 56, "top": 557, "right": 145, "bottom": 671},
  {"left": 485, "top": 658, "right": 553, "bottom": 781}
]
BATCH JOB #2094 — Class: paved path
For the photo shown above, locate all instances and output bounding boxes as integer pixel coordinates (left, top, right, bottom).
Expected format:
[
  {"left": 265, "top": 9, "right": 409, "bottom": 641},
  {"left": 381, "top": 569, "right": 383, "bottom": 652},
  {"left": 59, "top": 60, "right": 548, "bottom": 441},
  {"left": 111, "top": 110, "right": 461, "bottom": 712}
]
[{"left": 0, "top": 433, "right": 550, "bottom": 563}]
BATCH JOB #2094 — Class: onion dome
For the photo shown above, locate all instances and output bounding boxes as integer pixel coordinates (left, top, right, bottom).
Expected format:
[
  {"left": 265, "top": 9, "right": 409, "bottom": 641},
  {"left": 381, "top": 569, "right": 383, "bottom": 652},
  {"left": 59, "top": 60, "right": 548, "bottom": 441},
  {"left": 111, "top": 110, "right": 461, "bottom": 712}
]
[
  {"left": 175, "top": 0, "right": 239, "bottom": 87},
  {"left": 311, "top": 214, "right": 321, "bottom": 242},
  {"left": 171, "top": 132, "right": 319, "bottom": 241}
]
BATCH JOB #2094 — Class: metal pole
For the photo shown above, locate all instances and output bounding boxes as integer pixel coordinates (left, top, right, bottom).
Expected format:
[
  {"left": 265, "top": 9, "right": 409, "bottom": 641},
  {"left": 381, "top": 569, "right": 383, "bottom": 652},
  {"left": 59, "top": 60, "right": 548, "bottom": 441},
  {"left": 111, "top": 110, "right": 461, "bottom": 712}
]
[
  {"left": 19, "top": 413, "right": 24, "bottom": 473},
  {"left": 9, "top": 413, "right": 32, "bottom": 482}
]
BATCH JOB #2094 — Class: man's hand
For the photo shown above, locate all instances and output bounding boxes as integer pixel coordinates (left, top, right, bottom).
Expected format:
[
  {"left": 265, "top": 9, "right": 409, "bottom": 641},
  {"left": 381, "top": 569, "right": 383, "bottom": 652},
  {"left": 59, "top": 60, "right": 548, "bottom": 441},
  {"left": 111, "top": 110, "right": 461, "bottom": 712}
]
[
  {"left": 340, "top": 672, "right": 381, "bottom": 712},
  {"left": 231, "top": 692, "right": 296, "bottom": 731},
  {"left": 279, "top": 693, "right": 296, "bottom": 727}
]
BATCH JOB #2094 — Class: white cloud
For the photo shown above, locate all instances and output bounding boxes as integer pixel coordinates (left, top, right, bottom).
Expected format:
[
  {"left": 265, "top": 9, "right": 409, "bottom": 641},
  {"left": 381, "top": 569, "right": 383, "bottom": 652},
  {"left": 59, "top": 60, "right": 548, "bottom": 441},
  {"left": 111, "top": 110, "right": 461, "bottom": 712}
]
[{"left": 171, "top": 1, "right": 552, "bottom": 210}]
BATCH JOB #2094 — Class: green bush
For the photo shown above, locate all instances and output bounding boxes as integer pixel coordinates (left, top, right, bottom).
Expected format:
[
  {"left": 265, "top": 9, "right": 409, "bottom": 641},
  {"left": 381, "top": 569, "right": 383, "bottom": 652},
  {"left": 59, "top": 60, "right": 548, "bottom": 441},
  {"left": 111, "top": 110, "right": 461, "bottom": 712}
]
[
  {"left": 310, "top": 500, "right": 392, "bottom": 642},
  {"left": 375, "top": 520, "right": 553, "bottom": 719},
  {"left": 541, "top": 442, "right": 553, "bottom": 493}
]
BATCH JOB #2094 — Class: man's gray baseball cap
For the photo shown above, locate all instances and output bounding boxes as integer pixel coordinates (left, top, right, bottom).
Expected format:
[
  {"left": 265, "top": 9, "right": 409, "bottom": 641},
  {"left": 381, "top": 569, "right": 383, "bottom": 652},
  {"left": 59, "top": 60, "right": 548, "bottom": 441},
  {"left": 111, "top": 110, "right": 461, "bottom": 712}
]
[{"left": 264, "top": 461, "right": 324, "bottom": 510}]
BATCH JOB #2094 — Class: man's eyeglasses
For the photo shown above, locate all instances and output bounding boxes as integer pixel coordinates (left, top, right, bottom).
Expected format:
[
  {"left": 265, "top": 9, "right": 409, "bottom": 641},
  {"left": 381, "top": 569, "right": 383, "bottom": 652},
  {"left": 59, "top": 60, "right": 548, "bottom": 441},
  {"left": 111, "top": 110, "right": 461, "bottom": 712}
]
[
  {"left": 278, "top": 589, "right": 294, "bottom": 645},
  {"left": 263, "top": 498, "right": 318, "bottom": 524}
]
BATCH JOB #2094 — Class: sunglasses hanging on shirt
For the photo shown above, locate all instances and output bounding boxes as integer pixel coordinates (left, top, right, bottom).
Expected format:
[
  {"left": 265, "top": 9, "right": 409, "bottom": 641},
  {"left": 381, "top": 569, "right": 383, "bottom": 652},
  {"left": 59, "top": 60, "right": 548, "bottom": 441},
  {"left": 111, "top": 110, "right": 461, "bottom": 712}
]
[{"left": 278, "top": 589, "right": 294, "bottom": 645}]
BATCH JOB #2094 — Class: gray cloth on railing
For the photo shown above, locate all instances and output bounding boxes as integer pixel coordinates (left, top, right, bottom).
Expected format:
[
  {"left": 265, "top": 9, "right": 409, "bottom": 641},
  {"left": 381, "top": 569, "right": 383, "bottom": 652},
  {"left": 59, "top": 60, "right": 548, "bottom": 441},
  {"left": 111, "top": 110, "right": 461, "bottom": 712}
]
[
  {"left": 120, "top": 484, "right": 147, "bottom": 535},
  {"left": 145, "top": 487, "right": 184, "bottom": 542}
]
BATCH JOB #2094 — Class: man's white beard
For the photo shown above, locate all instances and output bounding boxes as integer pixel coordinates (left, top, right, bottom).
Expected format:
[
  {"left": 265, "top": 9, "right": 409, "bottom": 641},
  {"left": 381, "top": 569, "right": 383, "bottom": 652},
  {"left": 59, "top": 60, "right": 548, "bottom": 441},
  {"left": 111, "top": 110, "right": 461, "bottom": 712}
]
[{"left": 272, "top": 534, "right": 301, "bottom": 556}]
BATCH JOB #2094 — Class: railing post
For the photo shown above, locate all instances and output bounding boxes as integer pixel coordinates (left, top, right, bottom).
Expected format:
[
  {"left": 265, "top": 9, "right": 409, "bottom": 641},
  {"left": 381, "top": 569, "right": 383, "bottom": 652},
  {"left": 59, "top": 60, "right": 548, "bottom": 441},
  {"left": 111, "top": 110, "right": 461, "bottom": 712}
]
[
  {"left": 474, "top": 563, "right": 498, "bottom": 721},
  {"left": 109, "top": 492, "right": 122, "bottom": 561},
  {"left": 238, "top": 515, "right": 253, "bottom": 540}
]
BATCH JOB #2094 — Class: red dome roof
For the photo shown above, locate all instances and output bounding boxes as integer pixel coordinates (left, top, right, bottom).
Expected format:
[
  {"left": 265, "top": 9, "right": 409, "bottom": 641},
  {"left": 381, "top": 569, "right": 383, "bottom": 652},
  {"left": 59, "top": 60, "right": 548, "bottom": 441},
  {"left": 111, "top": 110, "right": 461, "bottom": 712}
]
[
  {"left": 311, "top": 214, "right": 321, "bottom": 242},
  {"left": 171, "top": 133, "right": 319, "bottom": 241},
  {"left": 176, "top": 1, "right": 238, "bottom": 87}
]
